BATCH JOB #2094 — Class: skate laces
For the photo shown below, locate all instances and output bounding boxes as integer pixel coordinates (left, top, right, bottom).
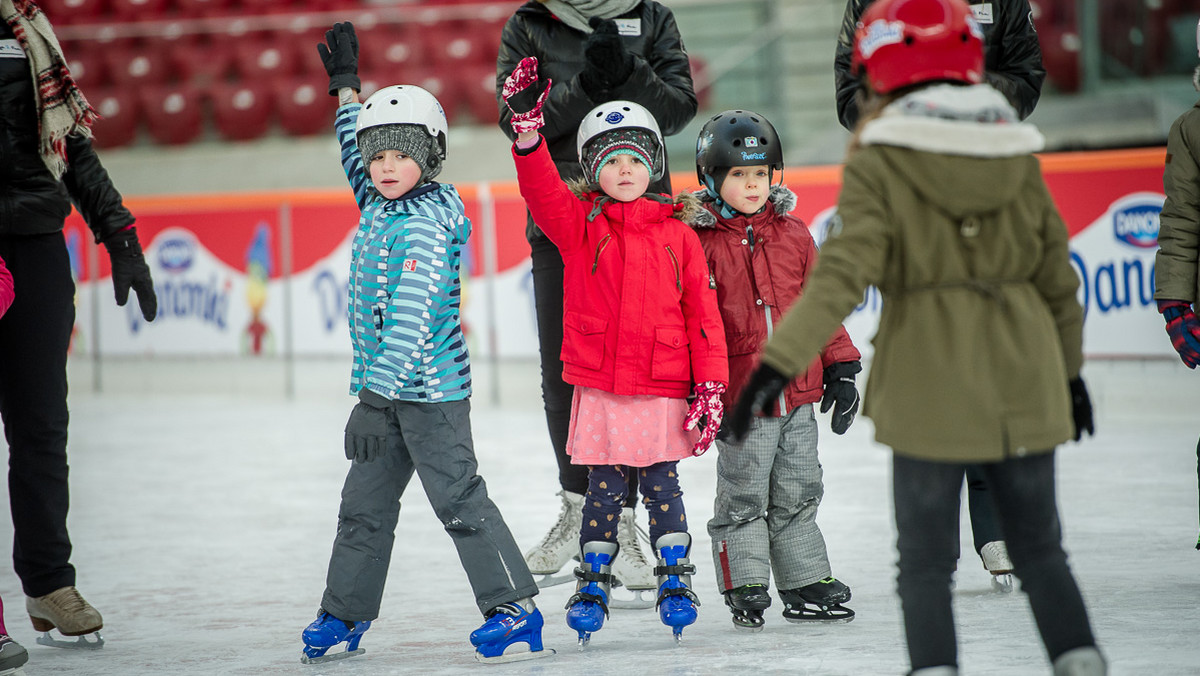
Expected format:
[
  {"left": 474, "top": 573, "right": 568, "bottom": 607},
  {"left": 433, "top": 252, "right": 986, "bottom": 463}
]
[
  {"left": 45, "top": 586, "right": 88, "bottom": 614},
  {"left": 535, "top": 492, "right": 577, "bottom": 549},
  {"left": 617, "top": 514, "right": 652, "bottom": 568}
]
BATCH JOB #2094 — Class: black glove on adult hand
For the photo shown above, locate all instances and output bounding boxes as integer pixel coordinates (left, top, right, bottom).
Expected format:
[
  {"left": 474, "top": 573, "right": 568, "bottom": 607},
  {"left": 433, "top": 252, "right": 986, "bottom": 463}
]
[
  {"left": 103, "top": 227, "right": 157, "bottom": 321},
  {"left": 820, "top": 360, "right": 861, "bottom": 435},
  {"left": 1068, "top": 377, "right": 1094, "bottom": 442},
  {"left": 345, "top": 389, "right": 390, "bottom": 463},
  {"left": 727, "top": 363, "right": 790, "bottom": 442},
  {"left": 579, "top": 17, "right": 634, "bottom": 96},
  {"left": 317, "top": 21, "right": 360, "bottom": 96}
]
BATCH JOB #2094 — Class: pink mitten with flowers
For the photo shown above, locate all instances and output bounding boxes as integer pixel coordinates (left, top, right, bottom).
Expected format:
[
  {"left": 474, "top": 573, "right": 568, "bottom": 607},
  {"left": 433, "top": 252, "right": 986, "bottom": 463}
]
[
  {"left": 502, "top": 56, "right": 552, "bottom": 135},
  {"left": 683, "top": 381, "right": 726, "bottom": 456}
]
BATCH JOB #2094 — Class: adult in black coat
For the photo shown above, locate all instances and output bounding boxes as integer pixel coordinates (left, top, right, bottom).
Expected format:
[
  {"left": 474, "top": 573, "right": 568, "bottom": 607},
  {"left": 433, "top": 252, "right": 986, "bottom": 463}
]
[
  {"left": 834, "top": 0, "right": 1046, "bottom": 128},
  {"left": 495, "top": 0, "right": 696, "bottom": 588},
  {"left": 0, "top": 0, "right": 156, "bottom": 646}
]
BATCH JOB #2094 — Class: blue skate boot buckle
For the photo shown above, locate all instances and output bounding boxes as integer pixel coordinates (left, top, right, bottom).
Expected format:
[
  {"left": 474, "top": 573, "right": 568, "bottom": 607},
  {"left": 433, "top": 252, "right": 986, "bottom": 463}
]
[
  {"left": 300, "top": 611, "right": 370, "bottom": 664},
  {"left": 470, "top": 603, "right": 555, "bottom": 664}
]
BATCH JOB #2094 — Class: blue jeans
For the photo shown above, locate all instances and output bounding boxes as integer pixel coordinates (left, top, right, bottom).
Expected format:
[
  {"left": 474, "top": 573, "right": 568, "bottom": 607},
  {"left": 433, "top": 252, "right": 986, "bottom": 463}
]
[{"left": 892, "top": 451, "right": 1097, "bottom": 670}]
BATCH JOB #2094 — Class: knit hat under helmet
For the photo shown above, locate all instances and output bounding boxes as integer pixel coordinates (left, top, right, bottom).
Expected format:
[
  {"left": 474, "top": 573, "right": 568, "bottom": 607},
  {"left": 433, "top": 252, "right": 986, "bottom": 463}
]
[
  {"left": 581, "top": 128, "right": 659, "bottom": 184},
  {"left": 357, "top": 123, "right": 441, "bottom": 184}
]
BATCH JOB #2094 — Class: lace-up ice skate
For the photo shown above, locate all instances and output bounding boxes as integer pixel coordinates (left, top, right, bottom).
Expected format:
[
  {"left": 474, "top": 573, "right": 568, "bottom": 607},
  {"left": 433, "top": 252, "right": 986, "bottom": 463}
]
[
  {"left": 0, "top": 632, "right": 28, "bottom": 675},
  {"left": 26, "top": 586, "right": 104, "bottom": 649},
  {"left": 300, "top": 610, "right": 370, "bottom": 664},
  {"left": 565, "top": 541, "right": 617, "bottom": 647},
  {"left": 469, "top": 600, "right": 553, "bottom": 664},
  {"left": 524, "top": 490, "right": 584, "bottom": 588},
  {"left": 653, "top": 532, "right": 699, "bottom": 643},
  {"left": 779, "top": 577, "right": 855, "bottom": 623},
  {"left": 980, "top": 540, "right": 1014, "bottom": 593},
  {"left": 609, "top": 507, "right": 656, "bottom": 609},
  {"left": 724, "top": 583, "right": 772, "bottom": 631}
]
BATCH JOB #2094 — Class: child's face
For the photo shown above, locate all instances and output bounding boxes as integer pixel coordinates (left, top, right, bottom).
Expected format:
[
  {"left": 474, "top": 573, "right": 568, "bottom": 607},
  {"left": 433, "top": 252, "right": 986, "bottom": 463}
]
[
  {"left": 719, "top": 164, "right": 771, "bottom": 215},
  {"left": 368, "top": 150, "right": 423, "bottom": 200},
  {"left": 597, "top": 153, "right": 651, "bottom": 203}
]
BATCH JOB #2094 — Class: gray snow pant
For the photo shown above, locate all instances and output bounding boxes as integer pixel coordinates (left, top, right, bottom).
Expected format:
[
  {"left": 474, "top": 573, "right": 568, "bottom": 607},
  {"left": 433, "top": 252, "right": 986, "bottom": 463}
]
[
  {"left": 707, "top": 405, "right": 833, "bottom": 593},
  {"left": 320, "top": 399, "right": 538, "bottom": 621}
]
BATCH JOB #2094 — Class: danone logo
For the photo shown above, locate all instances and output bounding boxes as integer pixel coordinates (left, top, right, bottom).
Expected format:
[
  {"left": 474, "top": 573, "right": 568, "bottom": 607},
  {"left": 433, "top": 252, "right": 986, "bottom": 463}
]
[
  {"left": 157, "top": 235, "right": 196, "bottom": 271},
  {"left": 1109, "top": 193, "right": 1163, "bottom": 249},
  {"left": 857, "top": 20, "right": 904, "bottom": 59}
]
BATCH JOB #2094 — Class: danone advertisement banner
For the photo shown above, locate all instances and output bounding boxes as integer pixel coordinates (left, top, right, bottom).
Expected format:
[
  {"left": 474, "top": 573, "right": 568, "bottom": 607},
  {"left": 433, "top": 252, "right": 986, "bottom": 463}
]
[{"left": 65, "top": 148, "right": 1172, "bottom": 360}]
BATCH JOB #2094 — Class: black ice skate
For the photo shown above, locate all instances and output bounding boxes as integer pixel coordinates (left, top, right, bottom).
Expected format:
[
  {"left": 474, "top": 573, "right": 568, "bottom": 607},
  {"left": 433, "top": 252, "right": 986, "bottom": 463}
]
[
  {"left": 723, "top": 584, "right": 771, "bottom": 632},
  {"left": 779, "top": 577, "right": 855, "bottom": 623}
]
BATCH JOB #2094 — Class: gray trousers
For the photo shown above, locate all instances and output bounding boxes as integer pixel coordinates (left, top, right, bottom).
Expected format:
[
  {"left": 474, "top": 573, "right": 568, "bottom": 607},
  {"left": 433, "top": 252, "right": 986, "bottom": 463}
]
[
  {"left": 707, "top": 405, "right": 833, "bottom": 592},
  {"left": 320, "top": 399, "right": 538, "bottom": 621}
]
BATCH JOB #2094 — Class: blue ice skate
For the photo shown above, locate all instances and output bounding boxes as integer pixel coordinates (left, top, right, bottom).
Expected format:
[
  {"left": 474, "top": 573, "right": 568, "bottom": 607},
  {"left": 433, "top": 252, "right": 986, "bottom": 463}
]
[
  {"left": 564, "top": 541, "right": 618, "bottom": 648},
  {"left": 654, "top": 532, "right": 699, "bottom": 644},
  {"left": 470, "top": 600, "right": 555, "bottom": 664},
  {"left": 300, "top": 610, "right": 370, "bottom": 664}
]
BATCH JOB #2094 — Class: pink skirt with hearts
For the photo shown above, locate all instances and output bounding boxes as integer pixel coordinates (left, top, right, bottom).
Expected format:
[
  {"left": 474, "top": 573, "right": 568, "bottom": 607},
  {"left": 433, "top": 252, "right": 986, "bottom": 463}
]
[{"left": 566, "top": 386, "right": 698, "bottom": 467}]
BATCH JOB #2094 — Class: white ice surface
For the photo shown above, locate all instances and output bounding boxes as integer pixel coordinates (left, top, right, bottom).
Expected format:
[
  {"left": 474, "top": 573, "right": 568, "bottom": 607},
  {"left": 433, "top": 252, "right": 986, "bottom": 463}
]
[{"left": 0, "top": 358, "right": 1197, "bottom": 675}]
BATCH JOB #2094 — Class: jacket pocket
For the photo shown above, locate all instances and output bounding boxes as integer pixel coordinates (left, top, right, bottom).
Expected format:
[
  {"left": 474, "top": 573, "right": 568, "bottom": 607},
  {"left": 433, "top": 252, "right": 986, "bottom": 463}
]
[
  {"left": 651, "top": 326, "right": 690, "bottom": 381},
  {"left": 563, "top": 310, "right": 608, "bottom": 370},
  {"left": 725, "top": 329, "right": 762, "bottom": 357}
]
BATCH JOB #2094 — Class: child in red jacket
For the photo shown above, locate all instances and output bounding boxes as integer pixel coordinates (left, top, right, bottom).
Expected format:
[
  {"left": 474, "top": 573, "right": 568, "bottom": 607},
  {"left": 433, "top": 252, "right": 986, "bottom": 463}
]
[
  {"left": 502, "top": 57, "right": 727, "bottom": 645},
  {"left": 688, "top": 110, "right": 862, "bottom": 631}
]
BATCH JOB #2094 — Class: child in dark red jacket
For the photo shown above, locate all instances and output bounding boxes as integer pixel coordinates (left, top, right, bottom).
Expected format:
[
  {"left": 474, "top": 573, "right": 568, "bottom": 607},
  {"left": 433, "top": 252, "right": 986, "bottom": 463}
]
[
  {"left": 688, "top": 110, "right": 862, "bottom": 631},
  {"left": 502, "top": 56, "right": 727, "bottom": 645}
]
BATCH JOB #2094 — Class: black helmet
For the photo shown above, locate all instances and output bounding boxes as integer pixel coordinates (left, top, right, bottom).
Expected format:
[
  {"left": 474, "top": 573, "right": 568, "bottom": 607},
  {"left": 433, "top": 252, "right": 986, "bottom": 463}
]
[{"left": 695, "top": 110, "right": 784, "bottom": 189}]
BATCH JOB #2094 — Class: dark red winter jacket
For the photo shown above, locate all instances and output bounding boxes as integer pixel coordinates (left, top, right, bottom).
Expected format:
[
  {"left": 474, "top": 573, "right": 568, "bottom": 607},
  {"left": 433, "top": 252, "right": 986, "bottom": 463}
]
[
  {"left": 689, "top": 186, "right": 860, "bottom": 414},
  {"left": 513, "top": 138, "right": 727, "bottom": 398}
]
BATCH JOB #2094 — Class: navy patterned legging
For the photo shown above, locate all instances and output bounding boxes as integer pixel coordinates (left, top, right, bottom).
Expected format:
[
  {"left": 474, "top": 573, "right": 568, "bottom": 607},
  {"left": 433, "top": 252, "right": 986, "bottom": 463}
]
[{"left": 580, "top": 462, "right": 686, "bottom": 549}]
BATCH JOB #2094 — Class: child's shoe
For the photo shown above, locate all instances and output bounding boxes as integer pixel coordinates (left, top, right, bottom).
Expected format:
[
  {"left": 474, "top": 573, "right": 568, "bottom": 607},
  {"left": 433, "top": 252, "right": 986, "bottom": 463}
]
[
  {"left": 654, "top": 532, "right": 699, "bottom": 642},
  {"left": 724, "top": 583, "right": 771, "bottom": 631},
  {"left": 300, "top": 610, "right": 370, "bottom": 664},
  {"left": 0, "top": 633, "right": 28, "bottom": 674},
  {"left": 779, "top": 577, "right": 855, "bottom": 623},
  {"left": 565, "top": 541, "right": 617, "bottom": 647},
  {"left": 470, "top": 599, "right": 554, "bottom": 663}
]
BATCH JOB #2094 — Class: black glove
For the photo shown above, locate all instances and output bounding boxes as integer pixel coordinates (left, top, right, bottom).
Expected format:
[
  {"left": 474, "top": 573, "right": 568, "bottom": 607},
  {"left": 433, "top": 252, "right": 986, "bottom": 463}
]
[
  {"left": 820, "top": 361, "right": 861, "bottom": 435},
  {"left": 102, "top": 227, "right": 157, "bottom": 321},
  {"left": 317, "top": 22, "right": 360, "bottom": 96},
  {"left": 727, "top": 363, "right": 790, "bottom": 442},
  {"left": 344, "top": 389, "right": 390, "bottom": 463},
  {"left": 578, "top": 17, "right": 634, "bottom": 97},
  {"left": 1068, "top": 376, "right": 1094, "bottom": 442}
]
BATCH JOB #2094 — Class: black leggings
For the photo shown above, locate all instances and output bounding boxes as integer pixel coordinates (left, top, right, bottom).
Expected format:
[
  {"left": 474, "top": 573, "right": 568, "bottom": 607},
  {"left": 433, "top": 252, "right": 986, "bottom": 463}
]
[
  {"left": 892, "top": 452, "right": 1096, "bottom": 670},
  {"left": 529, "top": 236, "right": 636, "bottom": 504}
]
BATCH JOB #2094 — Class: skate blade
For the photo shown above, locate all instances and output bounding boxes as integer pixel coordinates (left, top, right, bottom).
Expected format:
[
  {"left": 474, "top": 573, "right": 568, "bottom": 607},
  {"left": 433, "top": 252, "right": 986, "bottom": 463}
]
[
  {"left": 991, "top": 574, "right": 1014, "bottom": 593},
  {"left": 783, "top": 613, "right": 855, "bottom": 624},
  {"left": 733, "top": 622, "right": 764, "bottom": 632},
  {"left": 0, "top": 668, "right": 26, "bottom": 676},
  {"left": 608, "top": 588, "right": 655, "bottom": 610},
  {"left": 474, "top": 646, "right": 555, "bottom": 664},
  {"left": 532, "top": 572, "right": 575, "bottom": 589},
  {"left": 35, "top": 631, "right": 104, "bottom": 650},
  {"left": 300, "top": 648, "right": 365, "bottom": 664}
]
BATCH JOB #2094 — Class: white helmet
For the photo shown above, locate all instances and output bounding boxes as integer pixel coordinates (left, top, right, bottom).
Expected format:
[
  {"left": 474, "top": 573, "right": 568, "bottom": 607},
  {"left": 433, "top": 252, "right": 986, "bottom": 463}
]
[
  {"left": 356, "top": 84, "right": 448, "bottom": 161},
  {"left": 576, "top": 100, "right": 664, "bottom": 182}
]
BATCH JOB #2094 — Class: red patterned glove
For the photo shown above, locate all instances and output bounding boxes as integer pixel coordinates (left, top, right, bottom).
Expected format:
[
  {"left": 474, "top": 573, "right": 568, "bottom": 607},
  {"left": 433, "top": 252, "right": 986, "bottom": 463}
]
[
  {"left": 684, "top": 381, "right": 726, "bottom": 456},
  {"left": 1158, "top": 300, "right": 1200, "bottom": 369},
  {"left": 501, "top": 56, "right": 552, "bottom": 135}
]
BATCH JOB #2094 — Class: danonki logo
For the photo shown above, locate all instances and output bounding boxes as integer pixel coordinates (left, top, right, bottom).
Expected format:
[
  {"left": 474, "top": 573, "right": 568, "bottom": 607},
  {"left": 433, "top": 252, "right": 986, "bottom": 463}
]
[
  {"left": 157, "top": 235, "right": 196, "bottom": 271},
  {"left": 131, "top": 231, "right": 230, "bottom": 333},
  {"left": 1070, "top": 192, "right": 1164, "bottom": 319}
]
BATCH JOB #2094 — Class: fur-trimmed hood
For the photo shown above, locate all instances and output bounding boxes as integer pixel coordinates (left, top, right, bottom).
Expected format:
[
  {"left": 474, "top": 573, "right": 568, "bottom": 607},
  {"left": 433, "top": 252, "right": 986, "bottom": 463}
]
[
  {"left": 1194, "top": 64, "right": 1199, "bottom": 92},
  {"left": 566, "top": 176, "right": 708, "bottom": 224},
  {"left": 681, "top": 184, "right": 797, "bottom": 229}
]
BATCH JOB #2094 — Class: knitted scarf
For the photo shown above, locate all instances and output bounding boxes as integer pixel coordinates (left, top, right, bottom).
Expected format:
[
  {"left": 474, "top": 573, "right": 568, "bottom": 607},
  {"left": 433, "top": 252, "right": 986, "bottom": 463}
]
[
  {"left": 0, "top": 0, "right": 96, "bottom": 179},
  {"left": 539, "top": 0, "right": 641, "bottom": 33}
]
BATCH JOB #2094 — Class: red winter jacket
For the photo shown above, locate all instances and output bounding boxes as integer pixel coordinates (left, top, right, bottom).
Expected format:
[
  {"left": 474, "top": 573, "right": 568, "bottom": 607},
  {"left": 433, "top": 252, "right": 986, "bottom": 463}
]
[
  {"left": 689, "top": 187, "right": 860, "bottom": 414},
  {"left": 513, "top": 139, "right": 728, "bottom": 397}
]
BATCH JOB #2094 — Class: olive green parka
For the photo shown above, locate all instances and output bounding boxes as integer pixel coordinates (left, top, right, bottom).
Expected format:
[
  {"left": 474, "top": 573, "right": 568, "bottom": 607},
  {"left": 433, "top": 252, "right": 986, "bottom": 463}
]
[
  {"left": 761, "top": 84, "right": 1083, "bottom": 462},
  {"left": 1154, "top": 69, "right": 1200, "bottom": 305}
]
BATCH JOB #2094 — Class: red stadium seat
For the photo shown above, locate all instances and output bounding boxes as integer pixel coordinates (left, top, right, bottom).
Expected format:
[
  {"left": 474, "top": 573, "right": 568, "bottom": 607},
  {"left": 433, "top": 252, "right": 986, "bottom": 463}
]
[
  {"left": 358, "top": 23, "right": 425, "bottom": 73},
  {"left": 232, "top": 32, "right": 300, "bottom": 82},
  {"left": 89, "top": 87, "right": 141, "bottom": 149},
  {"left": 141, "top": 85, "right": 205, "bottom": 145},
  {"left": 211, "top": 83, "right": 274, "bottom": 142},
  {"left": 169, "top": 35, "right": 235, "bottom": 88},
  {"left": 109, "top": 0, "right": 169, "bottom": 20},
  {"left": 461, "top": 66, "right": 500, "bottom": 126},
  {"left": 174, "top": 0, "right": 234, "bottom": 18},
  {"left": 38, "top": 0, "right": 108, "bottom": 25},
  {"left": 104, "top": 39, "right": 171, "bottom": 88},
  {"left": 62, "top": 41, "right": 110, "bottom": 89},
  {"left": 274, "top": 76, "right": 334, "bottom": 137}
]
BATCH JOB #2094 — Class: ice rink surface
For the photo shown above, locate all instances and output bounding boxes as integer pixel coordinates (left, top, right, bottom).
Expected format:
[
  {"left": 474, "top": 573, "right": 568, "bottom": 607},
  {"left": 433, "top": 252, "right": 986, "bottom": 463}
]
[{"left": 0, "top": 357, "right": 1196, "bottom": 675}]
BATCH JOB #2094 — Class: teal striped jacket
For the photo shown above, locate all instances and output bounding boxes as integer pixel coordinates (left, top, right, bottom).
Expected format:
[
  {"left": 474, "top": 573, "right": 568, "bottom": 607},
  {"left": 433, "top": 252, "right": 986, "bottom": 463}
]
[{"left": 336, "top": 103, "right": 472, "bottom": 402}]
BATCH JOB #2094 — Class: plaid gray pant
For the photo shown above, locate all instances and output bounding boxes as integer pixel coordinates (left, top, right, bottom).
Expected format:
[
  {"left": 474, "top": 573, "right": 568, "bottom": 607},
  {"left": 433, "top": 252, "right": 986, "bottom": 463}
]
[{"left": 707, "top": 404, "right": 833, "bottom": 592}]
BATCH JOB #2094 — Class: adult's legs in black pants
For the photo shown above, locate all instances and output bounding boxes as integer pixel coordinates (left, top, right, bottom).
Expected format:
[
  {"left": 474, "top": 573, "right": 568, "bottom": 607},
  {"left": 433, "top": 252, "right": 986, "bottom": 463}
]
[{"left": 0, "top": 235, "right": 77, "bottom": 597}]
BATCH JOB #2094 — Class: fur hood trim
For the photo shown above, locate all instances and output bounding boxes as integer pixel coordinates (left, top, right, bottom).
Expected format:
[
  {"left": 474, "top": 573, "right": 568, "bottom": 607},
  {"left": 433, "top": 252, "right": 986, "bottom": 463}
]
[
  {"left": 683, "top": 184, "right": 797, "bottom": 229},
  {"left": 567, "top": 177, "right": 707, "bottom": 224},
  {"left": 1194, "top": 65, "right": 1199, "bottom": 92},
  {"left": 861, "top": 84, "right": 1045, "bottom": 158}
]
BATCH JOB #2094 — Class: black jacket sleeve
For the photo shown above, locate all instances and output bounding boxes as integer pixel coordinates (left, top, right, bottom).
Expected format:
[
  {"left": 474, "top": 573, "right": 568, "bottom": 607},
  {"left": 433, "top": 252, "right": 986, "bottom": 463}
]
[
  {"left": 62, "top": 134, "right": 135, "bottom": 243},
  {"left": 833, "top": 0, "right": 866, "bottom": 131},
  {"left": 982, "top": 2, "right": 1044, "bottom": 120}
]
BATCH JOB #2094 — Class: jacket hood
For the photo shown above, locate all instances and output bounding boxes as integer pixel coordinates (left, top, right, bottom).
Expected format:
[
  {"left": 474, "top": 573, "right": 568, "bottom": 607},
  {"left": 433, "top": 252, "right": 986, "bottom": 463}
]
[
  {"left": 683, "top": 184, "right": 797, "bottom": 229},
  {"left": 860, "top": 84, "right": 1044, "bottom": 216},
  {"left": 567, "top": 176, "right": 705, "bottom": 224},
  {"left": 381, "top": 182, "right": 470, "bottom": 244}
]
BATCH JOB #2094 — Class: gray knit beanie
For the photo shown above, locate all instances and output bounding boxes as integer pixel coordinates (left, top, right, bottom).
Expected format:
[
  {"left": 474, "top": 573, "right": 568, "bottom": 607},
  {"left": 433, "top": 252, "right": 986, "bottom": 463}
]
[{"left": 357, "top": 123, "right": 442, "bottom": 183}]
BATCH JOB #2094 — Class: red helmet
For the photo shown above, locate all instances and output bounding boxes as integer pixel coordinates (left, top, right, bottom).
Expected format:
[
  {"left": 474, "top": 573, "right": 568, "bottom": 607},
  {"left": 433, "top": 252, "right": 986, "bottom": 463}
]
[{"left": 851, "top": 0, "right": 985, "bottom": 95}]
